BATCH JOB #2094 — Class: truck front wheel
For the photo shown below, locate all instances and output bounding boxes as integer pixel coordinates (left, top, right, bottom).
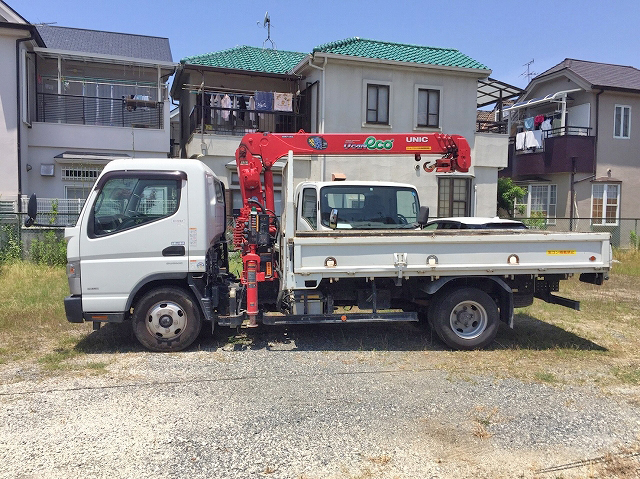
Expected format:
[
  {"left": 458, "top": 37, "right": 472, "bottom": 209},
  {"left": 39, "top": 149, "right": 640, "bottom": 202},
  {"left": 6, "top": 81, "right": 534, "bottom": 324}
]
[
  {"left": 430, "top": 287, "right": 499, "bottom": 350},
  {"left": 132, "top": 288, "right": 202, "bottom": 352}
]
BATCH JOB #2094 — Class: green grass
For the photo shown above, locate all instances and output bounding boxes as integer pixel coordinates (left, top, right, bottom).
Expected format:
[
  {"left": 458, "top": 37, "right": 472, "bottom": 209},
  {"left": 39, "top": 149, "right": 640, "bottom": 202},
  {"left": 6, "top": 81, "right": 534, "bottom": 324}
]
[
  {"left": 0, "top": 246, "right": 639, "bottom": 387},
  {"left": 613, "top": 248, "right": 640, "bottom": 276},
  {"left": 612, "top": 366, "right": 640, "bottom": 385},
  {"left": 0, "top": 261, "right": 108, "bottom": 374},
  {"left": 534, "top": 371, "right": 558, "bottom": 383},
  {"left": 228, "top": 250, "right": 242, "bottom": 277}
]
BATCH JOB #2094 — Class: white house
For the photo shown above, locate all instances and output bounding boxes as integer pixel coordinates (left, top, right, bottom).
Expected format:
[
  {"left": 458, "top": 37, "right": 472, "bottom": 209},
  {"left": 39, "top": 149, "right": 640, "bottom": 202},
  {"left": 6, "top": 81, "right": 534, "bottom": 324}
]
[
  {"left": 171, "top": 38, "right": 515, "bottom": 218},
  {"left": 0, "top": 1, "right": 177, "bottom": 216}
]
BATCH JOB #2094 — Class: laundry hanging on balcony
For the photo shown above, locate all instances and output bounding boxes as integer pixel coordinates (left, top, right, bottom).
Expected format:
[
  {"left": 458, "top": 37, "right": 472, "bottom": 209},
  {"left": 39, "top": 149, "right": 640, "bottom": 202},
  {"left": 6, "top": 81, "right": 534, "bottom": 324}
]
[
  {"left": 221, "top": 94, "right": 231, "bottom": 120},
  {"left": 274, "top": 92, "right": 293, "bottom": 112},
  {"left": 515, "top": 130, "right": 542, "bottom": 150},
  {"left": 254, "top": 91, "right": 274, "bottom": 111}
]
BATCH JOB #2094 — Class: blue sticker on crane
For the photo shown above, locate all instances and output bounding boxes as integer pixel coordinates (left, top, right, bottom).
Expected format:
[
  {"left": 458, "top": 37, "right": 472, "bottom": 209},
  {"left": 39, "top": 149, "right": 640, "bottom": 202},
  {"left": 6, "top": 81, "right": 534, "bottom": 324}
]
[{"left": 308, "top": 136, "right": 328, "bottom": 150}]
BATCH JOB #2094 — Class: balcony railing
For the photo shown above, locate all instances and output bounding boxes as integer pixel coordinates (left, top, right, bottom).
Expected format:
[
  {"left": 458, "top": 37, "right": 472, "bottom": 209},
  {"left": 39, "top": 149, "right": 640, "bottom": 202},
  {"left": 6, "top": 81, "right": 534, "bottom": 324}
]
[
  {"left": 36, "top": 92, "right": 164, "bottom": 129},
  {"left": 189, "top": 105, "right": 310, "bottom": 137},
  {"left": 476, "top": 120, "right": 507, "bottom": 134},
  {"left": 513, "top": 126, "right": 592, "bottom": 153}
]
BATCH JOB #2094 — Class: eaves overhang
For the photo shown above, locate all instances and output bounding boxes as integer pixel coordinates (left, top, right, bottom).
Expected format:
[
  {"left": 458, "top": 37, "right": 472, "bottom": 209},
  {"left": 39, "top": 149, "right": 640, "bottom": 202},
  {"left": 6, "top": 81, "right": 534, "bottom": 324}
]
[
  {"left": 179, "top": 61, "right": 303, "bottom": 80},
  {"left": 0, "top": 22, "right": 45, "bottom": 46},
  {"left": 33, "top": 47, "right": 178, "bottom": 69},
  {"left": 307, "top": 51, "right": 491, "bottom": 78}
]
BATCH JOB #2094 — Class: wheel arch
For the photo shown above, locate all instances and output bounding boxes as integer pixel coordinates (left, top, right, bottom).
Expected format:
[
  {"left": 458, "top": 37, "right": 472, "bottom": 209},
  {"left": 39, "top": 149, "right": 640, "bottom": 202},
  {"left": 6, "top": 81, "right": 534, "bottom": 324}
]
[
  {"left": 423, "top": 276, "right": 514, "bottom": 327},
  {"left": 126, "top": 273, "right": 191, "bottom": 316}
]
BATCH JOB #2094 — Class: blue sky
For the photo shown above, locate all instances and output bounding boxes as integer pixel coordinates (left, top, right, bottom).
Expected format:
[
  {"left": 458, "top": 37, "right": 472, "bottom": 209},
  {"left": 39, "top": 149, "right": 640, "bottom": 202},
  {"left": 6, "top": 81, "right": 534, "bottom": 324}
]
[{"left": 10, "top": 0, "right": 640, "bottom": 88}]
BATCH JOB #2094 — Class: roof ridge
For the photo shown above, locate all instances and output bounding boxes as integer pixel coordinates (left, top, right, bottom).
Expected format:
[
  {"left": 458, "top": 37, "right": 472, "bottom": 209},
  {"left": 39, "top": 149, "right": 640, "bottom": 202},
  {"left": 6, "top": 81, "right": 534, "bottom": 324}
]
[
  {"left": 36, "top": 24, "right": 169, "bottom": 41},
  {"left": 182, "top": 45, "right": 306, "bottom": 62},
  {"left": 563, "top": 57, "right": 639, "bottom": 71},
  {"left": 314, "top": 37, "right": 458, "bottom": 53}
]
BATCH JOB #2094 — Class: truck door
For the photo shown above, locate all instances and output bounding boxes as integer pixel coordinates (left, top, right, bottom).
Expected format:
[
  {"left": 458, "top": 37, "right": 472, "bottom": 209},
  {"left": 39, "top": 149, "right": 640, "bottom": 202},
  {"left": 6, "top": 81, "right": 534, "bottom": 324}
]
[{"left": 79, "top": 171, "right": 189, "bottom": 314}]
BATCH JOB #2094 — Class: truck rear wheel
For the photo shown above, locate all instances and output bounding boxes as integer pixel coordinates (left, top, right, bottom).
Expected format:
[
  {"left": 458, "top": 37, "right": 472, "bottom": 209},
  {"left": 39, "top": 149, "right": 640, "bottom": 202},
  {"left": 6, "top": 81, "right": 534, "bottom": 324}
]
[
  {"left": 132, "top": 288, "right": 202, "bottom": 352},
  {"left": 430, "top": 287, "right": 498, "bottom": 350}
]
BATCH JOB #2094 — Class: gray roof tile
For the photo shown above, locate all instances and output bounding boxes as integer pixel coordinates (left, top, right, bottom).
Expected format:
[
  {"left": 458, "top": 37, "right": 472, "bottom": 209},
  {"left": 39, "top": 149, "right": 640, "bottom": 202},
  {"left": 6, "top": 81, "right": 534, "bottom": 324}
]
[
  {"left": 536, "top": 58, "right": 640, "bottom": 91},
  {"left": 36, "top": 25, "right": 173, "bottom": 63}
]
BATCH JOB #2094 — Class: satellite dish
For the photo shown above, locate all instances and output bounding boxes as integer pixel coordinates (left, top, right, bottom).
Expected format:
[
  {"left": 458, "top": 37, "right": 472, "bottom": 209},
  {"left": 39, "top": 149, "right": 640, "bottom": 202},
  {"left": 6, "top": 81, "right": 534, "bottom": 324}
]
[{"left": 264, "top": 11, "right": 270, "bottom": 27}]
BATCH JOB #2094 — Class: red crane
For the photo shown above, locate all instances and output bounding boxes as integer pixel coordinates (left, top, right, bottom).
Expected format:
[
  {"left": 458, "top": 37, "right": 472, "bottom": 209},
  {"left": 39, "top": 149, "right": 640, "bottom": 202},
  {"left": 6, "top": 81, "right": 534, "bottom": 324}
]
[{"left": 233, "top": 131, "right": 471, "bottom": 324}]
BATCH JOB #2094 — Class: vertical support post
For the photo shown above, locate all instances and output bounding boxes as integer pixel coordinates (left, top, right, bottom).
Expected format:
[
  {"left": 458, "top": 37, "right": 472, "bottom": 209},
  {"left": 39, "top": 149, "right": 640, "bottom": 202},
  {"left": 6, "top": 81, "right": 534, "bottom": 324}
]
[
  {"left": 570, "top": 157, "right": 576, "bottom": 232},
  {"left": 285, "top": 150, "right": 295, "bottom": 290}
]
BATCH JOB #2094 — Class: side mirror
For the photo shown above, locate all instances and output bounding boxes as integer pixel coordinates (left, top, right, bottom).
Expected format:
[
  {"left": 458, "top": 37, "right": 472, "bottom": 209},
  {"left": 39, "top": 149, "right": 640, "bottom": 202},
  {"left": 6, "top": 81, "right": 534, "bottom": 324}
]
[
  {"left": 24, "top": 194, "right": 37, "bottom": 227},
  {"left": 329, "top": 208, "right": 339, "bottom": 230},
  {"left": 417, "top": 206, "right": 429, "bottom": 227}
]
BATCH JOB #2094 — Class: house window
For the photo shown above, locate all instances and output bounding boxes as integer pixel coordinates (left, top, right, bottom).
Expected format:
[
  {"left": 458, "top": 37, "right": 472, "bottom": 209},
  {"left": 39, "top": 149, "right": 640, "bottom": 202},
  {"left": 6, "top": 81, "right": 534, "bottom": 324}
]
[
  {"left": 515, "top": 184, "right": 557, "bottom": 225},
  {"left": 61, "top": 165, "right": 104, "bottom": 182},
  {"left": 614, "top": 105, "right": 631, "bottom": 139},
  {"left": 591, "top": 183, "right": 619, "bottom": 225},
  {"left": 366, "top": 84, "right": 389, "bottom": 124},
  {"left": 416, "top": 88, "right": 440, "bottom": 128},
  {"left": 437, "top": 177, "right": 471, "bottom": 217}
]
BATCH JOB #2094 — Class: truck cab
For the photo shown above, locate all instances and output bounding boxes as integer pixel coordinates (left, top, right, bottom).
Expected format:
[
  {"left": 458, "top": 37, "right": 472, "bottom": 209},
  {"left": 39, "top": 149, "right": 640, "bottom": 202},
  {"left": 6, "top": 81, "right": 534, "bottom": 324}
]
[
  {"left": 296, "top": 181, "right": 421, "bottom": 231},
  {"left": 64, "top": 159, "right": 228, "bottom": 350}
]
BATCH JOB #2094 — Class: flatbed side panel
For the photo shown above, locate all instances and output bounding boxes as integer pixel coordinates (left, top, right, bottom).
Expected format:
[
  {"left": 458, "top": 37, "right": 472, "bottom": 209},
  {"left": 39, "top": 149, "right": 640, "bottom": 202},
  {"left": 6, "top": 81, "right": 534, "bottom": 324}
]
[{"left": 288, "top": 232, "right": 610, "bottom": 288}]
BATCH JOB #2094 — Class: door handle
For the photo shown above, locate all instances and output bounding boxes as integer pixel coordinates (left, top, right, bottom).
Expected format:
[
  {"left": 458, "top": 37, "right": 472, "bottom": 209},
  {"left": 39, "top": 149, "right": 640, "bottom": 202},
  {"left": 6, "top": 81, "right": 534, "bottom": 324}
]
[{"left": 162, "top": 246, "right": 185, "bottom": 256}]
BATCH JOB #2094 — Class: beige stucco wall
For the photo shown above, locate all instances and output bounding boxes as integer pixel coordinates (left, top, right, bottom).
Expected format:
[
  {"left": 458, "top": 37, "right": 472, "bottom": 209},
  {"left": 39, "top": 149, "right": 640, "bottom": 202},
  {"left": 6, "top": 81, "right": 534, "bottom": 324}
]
[{"left": 0, "top": 28, "right": 25, "bottom": 202}]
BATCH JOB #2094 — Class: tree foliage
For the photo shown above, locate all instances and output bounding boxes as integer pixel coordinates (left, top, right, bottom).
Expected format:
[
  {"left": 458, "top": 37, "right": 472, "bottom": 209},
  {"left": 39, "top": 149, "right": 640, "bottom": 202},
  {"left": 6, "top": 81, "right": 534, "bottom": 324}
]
[{"left": 497, "top": 177, "right": 526, "bottom": 218}]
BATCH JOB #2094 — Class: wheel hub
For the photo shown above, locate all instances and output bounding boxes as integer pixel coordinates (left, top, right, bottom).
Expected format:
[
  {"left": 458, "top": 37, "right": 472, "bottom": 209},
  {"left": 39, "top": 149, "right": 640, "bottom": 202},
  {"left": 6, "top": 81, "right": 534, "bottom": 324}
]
[
  {"left": 146, "top": 301, "right": 187, "bottom": 340},
  {"left": 450, "top": 301, "right": 487, "bottom": 340},
  {"left": 158, "top": 314, "right": 173, "bottom": 328}
]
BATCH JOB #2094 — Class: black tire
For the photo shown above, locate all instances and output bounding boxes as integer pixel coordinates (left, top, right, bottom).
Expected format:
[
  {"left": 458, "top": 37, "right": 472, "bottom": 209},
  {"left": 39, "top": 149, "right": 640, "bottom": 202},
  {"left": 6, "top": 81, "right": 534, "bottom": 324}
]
[
  {"left": 429, "top": 287, "right": 499, "bottom": 350},
  {"left": 132, "top": 287, "right": 202, "bottom": 352}
]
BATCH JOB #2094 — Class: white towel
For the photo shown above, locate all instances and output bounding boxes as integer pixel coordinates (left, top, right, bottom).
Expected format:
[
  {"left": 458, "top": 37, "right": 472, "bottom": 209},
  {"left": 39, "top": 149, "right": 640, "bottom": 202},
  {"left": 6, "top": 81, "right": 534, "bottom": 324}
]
[
  {"left": 525, "top": 131, "right": 540, "bottom": 149},
  {"left": 515, "top": 132, "right": 526, "bottom": 150},
  {"left": 532, "top": 130, "right": 543, "bottom": 147}
]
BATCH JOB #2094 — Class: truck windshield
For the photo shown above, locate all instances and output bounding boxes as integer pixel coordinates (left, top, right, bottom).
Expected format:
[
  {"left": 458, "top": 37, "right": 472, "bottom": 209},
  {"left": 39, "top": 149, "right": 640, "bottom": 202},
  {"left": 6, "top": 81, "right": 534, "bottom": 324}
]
[{"left": 319, "top": 185, "right": 420, "bottom": 229}]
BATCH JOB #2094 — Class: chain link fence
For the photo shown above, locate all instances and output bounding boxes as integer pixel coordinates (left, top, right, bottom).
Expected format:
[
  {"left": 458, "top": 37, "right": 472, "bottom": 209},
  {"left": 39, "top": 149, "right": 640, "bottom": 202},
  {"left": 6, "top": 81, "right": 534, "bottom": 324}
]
[{"left": 518, "top": 217, "right": 640, "bottom": 248}]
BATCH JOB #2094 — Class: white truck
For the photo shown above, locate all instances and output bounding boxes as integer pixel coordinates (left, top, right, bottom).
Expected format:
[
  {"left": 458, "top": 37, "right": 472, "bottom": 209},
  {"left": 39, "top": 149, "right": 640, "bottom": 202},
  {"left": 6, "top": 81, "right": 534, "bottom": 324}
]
[{"left": 28, "top": 132, "right": 610, "bottom": 352}]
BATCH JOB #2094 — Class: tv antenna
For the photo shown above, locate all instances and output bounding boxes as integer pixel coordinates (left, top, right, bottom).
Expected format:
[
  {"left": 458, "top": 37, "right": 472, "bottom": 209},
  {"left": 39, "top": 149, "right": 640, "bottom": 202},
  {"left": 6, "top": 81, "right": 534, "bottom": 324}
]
[
  {"left": 258, "top": 11, "right": 276, "bottom": 49},
  {"left": 521, "top": 59, "right": 537, "bottom": 84}
]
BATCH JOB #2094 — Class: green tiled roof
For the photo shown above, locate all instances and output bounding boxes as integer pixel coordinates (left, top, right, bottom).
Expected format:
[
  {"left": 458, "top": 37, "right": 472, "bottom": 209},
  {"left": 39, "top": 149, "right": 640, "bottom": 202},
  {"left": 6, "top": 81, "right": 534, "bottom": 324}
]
[
  {"left": 181, "top": 46, "right": 307, "bottom": 74},
  {"left": 313, "top": 37, "right": 489, "bottom": 70}
]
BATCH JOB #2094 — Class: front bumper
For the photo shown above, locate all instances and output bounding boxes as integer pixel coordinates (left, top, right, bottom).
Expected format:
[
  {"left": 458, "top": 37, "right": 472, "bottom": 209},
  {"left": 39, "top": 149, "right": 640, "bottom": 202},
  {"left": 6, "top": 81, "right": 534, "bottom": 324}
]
[{"left": 64, "top": 295, "right": 84, "bottom": 323}]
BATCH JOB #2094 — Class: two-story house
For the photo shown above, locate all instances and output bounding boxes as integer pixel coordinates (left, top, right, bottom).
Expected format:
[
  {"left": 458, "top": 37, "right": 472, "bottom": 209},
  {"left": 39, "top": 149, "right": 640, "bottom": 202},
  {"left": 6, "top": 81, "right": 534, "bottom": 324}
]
[
  {"left": 0, "top": 1, "right": 176, "bottom": 216},
  {"left": 502, "top": 58, "right": 640, "bottom": 245},
  {"left": 172, "top": 38, "right": 515, "bottom": 219},
  {"left": 0, "top": 1, "right": 42, "bottom": 206}
]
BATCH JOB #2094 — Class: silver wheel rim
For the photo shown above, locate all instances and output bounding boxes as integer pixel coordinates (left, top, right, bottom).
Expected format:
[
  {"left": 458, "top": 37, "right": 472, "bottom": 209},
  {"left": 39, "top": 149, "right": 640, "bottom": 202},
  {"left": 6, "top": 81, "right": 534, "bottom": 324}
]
[
  {"left": 145, "top": 301, "right": 188, "bottom": 340},
  {"left": 449, "top": 300, "right": 488, "bottom": 340}
]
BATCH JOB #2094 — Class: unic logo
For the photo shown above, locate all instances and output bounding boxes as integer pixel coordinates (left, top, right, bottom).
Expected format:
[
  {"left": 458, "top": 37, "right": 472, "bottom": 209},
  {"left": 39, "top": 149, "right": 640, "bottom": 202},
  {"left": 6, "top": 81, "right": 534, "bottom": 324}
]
[
  {"left": 406, "top": 136, "right": 430, "bottom": 143},
  {"left": 364, "top": 136, "right": 394, "bottom": 150}
]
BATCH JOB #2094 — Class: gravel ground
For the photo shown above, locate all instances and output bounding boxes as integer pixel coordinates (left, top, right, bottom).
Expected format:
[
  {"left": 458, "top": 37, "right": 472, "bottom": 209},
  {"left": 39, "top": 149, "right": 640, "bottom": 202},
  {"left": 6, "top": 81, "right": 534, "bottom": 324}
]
[{"left": 1, "top": 323, "right": 639, "bottom": 479}]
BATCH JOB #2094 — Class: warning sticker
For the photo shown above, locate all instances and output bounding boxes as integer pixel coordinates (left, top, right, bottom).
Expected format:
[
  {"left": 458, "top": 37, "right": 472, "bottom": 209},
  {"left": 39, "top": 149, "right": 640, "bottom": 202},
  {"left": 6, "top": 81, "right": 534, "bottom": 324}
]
[
  {"left": 547, "top": 250, "right": 576, "bottom": 255},
  {"left": 189, "top": 228, "right": 197, "bottom": 246}
]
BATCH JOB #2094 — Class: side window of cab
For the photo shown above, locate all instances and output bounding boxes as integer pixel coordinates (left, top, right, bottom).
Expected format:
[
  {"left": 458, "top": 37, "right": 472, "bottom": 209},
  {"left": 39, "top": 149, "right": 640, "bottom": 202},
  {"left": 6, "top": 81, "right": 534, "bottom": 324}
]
[
  {"left": 89, "top": 173, "right": 182, "bottom": 237},
  {"left": 300, "top": 187, "right": 317, "bottom": 229}
]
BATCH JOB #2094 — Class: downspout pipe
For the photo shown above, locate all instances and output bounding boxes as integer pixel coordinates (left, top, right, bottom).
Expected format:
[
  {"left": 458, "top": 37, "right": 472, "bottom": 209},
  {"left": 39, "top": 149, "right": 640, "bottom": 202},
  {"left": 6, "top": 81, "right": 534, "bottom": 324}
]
[
  {"left": 594, "top": 89, "right": 604, "bottom": 176},
  {"left": 16, "top": 33, "right": 34, "bottom": 212},
  {"left": 307, "top": 55, "right": 327, "bottom": 180}
]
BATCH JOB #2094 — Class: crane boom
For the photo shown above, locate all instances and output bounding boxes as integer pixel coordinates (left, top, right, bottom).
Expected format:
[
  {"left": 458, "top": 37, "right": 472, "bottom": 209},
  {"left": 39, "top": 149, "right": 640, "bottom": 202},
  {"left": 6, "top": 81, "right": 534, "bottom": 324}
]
[{"left": 233, "top": 131, "right": 472, "bottom": 324}]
